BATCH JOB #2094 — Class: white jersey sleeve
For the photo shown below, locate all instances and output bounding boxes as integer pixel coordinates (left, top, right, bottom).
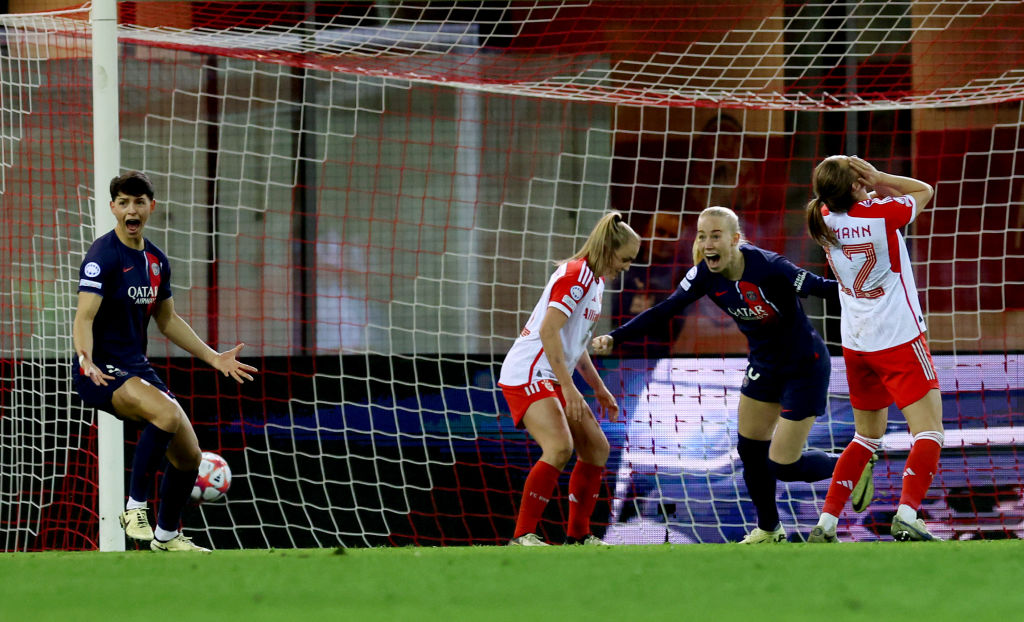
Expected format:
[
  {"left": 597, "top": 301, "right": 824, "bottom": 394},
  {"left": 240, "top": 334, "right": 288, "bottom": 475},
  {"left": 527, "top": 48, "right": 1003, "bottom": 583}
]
[
  {"left": 822, "top": 195, "right": 926, "bottom": 352},
  {"left": 498, "top": 258, "right": 605, "bottom": 387}
]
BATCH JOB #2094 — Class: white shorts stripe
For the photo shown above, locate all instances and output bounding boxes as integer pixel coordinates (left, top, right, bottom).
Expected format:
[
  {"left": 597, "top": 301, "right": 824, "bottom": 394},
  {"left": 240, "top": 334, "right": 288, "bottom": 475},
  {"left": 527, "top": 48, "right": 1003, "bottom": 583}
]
[{"left": 912, "top": 340, "right": 936, "bottom": 380}]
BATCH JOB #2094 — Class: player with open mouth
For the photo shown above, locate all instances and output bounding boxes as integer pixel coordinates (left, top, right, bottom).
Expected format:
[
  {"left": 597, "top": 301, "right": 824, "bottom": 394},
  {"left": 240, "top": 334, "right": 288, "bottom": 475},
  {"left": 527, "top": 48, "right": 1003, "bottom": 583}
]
[
  {"left": 72, "top": 171, "right": 258, "bottom": 552},
  {"left": 594, "top": 206, "right": 874, "bottom": 544}
]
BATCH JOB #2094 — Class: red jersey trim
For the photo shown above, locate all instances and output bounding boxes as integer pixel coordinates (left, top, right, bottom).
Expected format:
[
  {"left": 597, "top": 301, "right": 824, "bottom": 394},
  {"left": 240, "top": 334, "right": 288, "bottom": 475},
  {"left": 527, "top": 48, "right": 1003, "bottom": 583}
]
[
  {"left": 145, "top": 251, "right": 162, "bottom": 317},
  {"left": 848, "top": 196, "right": 914, "bottom": 272},
  {"left": 547, "top": 258, "right": 597, "bottom": 318},
  {"left": 526, "top": 348, "right": 545, "bottom": 383}
]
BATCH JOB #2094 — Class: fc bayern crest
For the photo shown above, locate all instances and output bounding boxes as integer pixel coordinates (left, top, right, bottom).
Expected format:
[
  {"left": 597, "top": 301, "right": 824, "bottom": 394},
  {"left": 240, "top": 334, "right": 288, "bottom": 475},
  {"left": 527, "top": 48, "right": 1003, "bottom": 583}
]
[
  {"left": 570, "top": 285, "right": 584, "bottom": 301},
  {"left": 150, "top": 262, "right": 160, "bottom": 276}
]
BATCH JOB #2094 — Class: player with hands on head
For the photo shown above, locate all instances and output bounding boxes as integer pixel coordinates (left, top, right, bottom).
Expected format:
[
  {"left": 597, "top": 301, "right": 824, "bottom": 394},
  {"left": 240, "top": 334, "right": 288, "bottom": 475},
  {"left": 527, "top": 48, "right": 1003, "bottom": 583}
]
[
  {"left": 806, "top": 156, "right": 942, "bottom": 542},
  {"left": 592, "top": 206, "right": 875, "bottom": 544},
  {"left": 498, "top": 211, "right": 639, "bottom": 546},
  {"left": 73, "top": 171, "right": 258, "bottom": 552}
]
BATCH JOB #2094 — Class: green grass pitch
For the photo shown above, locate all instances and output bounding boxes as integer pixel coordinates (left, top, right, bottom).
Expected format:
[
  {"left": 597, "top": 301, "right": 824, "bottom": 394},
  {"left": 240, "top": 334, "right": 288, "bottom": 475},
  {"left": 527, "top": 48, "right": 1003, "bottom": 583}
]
[{"left": 4, "top": 541, "right": 1023, "bottom": 622}]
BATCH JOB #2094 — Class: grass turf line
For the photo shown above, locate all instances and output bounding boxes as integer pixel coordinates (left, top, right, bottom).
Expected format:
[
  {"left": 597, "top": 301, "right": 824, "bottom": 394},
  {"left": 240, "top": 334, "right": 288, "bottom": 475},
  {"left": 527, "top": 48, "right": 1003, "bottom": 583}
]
[{"left": 2, "top": 541, "right": 1023, "bottom": 622}]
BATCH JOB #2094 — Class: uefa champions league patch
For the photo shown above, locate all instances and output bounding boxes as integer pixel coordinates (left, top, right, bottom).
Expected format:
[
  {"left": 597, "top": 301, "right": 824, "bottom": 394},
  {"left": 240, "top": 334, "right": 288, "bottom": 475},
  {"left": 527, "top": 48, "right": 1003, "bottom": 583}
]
[
  {"left": 570, "top": 285, "right": 584, "bottom": 301},
  {"left": 681, "top": 265, "right": 698, "bottom": 290},
  {"left": 84, "top": 262, "right": 101, "bottom": 277}
]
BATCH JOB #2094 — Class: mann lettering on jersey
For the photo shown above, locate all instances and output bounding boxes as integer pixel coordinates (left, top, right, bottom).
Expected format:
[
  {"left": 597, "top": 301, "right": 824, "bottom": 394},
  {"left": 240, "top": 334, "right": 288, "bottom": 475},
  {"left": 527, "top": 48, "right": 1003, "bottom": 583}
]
[
  {"left": 821, "top": 195, "right": 927, "bottom": 352},
  {"left": 498, "top": 258, "right": 605, "bottom": 387},
  {"left": 831, "top": 225, "right": 872, "bottom": 240}
]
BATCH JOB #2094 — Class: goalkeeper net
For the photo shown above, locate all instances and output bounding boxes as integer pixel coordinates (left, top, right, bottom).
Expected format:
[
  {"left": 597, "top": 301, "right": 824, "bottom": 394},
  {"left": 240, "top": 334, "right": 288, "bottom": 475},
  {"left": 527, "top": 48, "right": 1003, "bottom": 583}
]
[{"left": 1, "top": 1, "right": 1022, "bottom": 549}]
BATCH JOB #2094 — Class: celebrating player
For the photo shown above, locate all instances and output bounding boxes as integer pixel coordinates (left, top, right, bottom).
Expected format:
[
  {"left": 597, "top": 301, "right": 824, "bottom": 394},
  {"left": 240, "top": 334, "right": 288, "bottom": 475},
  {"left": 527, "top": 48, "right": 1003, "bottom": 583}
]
[
  {"left": 806, "top": 156, "right": 943, "bottom": 542},
  {"left": 592, "top": 206, "right": 873, "bottom": 544},
  {"left": 73, "top": 171, "right": 257, "bottom": 552},
  {"left": 498, "top": 211, "right": 639, "bottom": 546}
]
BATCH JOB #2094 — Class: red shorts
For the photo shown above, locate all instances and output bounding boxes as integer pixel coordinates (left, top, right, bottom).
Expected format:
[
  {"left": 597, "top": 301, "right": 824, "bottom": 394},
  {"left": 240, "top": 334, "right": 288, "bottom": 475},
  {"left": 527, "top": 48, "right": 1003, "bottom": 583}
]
[
  {"left": 498, "top": 380, "right": 565, "bottom": 429},
  {"left": 843, "top": 335, "right": 939, "bottom": 411}
]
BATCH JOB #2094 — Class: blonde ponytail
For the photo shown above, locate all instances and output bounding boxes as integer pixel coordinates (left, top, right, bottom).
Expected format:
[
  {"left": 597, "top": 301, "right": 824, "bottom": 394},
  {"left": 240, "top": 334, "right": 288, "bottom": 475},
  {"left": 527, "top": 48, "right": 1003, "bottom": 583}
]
[{"left": 565, "top": 211, "right": 639, "bottom": 276}]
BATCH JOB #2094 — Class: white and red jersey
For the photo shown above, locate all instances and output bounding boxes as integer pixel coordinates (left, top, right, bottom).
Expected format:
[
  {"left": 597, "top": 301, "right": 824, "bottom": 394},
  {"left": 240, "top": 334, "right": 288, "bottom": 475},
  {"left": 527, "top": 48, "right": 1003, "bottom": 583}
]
[
  {"left": 498, "top": 258, "right": 604, "bottom": 387},
  {"left": 822, "top": 195, "right": 926, "bottom": 353}
]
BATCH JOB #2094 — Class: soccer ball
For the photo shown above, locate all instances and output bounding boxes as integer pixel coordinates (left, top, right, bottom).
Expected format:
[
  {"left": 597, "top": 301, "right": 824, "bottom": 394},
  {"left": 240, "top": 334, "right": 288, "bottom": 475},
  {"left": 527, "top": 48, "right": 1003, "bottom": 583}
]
[{"left": 191, "top": 451, "right": 232, "bottom": 503}]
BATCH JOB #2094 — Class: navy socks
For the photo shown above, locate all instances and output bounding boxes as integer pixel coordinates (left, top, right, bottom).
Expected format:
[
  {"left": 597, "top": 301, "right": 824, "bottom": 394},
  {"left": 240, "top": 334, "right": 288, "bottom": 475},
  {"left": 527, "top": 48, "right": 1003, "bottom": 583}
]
[
  {"left": 736, "top": 435, "right": 778, "bottom": 531},
  {"left": 157, "top": 464, "right": 199, "bottom": 532},
  {"left": 772, "top": 449, "right": 837, "bottom": 483},
  {"left": 130, "top": 424, "right": 174, "bottom": 503}
]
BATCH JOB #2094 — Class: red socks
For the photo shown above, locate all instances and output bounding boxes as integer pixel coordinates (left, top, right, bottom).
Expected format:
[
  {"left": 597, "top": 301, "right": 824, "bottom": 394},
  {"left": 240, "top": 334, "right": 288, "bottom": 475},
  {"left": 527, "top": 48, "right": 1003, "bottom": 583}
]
[
  {"left": 566, "top": 460, "right": 604, "bottom": 540},
  {"left": 822, "top": 434, "right": 880, "bottom": 517},
  {"left": 513, "top": 459, "right": 605, "bottom": 539},
  {"left": 899, "top": 431, "right": 943, "bottom": 509},
  {"left": 513, "top": 460, "right": 561, "bottom": 538}
]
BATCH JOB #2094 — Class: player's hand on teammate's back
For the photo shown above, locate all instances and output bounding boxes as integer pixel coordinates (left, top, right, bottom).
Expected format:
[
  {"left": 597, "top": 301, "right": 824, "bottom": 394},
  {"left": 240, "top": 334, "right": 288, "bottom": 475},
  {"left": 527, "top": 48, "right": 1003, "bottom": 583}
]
[
  {"left": 212, "top": 343, "right": 259, "bottom": 383},
  {"left": 590, "top": 335, "right": 613, "bottom": 355}
]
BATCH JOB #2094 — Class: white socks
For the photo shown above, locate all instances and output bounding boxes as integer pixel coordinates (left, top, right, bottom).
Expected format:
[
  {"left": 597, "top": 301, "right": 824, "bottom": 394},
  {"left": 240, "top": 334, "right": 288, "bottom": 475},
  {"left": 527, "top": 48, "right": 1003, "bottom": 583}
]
[
  {"left": 817, "top": 512, "right": 838, "bottom": 532},
  {"left": 896, "top": 504, "right": 918, "bottom": 524},
  {"left": 154, "top": 526, "right": 179, "bottom": 542},
  {"left": 125, "top": 497, "right": 147, "bottom": 511}
]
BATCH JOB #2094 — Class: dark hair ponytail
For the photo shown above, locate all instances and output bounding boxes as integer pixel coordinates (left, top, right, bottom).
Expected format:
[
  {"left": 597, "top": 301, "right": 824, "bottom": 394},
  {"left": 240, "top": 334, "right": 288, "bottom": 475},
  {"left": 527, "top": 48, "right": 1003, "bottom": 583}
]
[{"left": 806, "top": 157, "right": 859, "bottom": 247}]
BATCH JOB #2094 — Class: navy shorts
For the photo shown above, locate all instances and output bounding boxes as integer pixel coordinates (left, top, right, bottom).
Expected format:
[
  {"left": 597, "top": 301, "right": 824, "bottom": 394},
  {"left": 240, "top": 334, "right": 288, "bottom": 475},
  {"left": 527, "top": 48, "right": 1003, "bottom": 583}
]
[
  {"left": 739, "top": 341, "right": 831, "bottom": 421},
  {"left": 72, "top": 357, "right": 174, "bottom": 415}
]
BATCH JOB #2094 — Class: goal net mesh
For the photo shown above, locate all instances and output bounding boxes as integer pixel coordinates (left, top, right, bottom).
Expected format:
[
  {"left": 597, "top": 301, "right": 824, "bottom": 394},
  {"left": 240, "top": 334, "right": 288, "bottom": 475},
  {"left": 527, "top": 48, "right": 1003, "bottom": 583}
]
[{"left": 1, "top": 0, "right": 1022, "bottom": 549}]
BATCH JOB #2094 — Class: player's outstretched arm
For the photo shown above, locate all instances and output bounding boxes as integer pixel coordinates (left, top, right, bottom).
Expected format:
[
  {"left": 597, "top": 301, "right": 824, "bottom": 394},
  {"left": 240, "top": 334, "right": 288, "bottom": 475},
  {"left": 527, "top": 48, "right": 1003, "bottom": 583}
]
[
  {"left": 154, "top": 298, "right": 258, "bottom": 383},
  {"left": 210, "top": 343, "right": 258, "bottom": 383},
  {"left": 598, "top": 283, "right": 698, "bottom": 351},
  {"left": 773, "top": 254, "right": 841, "bottom": 306}
]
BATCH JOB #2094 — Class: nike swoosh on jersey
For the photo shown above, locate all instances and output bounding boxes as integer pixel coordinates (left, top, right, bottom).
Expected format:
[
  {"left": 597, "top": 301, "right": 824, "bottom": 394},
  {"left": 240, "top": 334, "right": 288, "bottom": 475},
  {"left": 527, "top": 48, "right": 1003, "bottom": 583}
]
[
  {"left": 123, "top": 266, "right": 134, "bottom": 272},
  {"left": 714, "top": 291, "right": 727, "bottom": 297}
]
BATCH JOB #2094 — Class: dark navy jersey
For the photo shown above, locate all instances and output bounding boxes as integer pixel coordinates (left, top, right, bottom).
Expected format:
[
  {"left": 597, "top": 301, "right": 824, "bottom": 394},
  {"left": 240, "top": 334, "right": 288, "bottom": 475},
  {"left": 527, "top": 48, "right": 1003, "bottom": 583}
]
[
  {"left": 609, "top": 245, "right": 839, "bottom": 369},
  {"left": 77, "top": 230, "right": 172, "bottom": 368}
]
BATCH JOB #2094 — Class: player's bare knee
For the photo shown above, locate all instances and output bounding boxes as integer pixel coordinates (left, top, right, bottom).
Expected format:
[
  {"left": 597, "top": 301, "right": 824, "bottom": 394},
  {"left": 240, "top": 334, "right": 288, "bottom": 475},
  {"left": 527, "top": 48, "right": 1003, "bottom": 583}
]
[
  {"left": 582, "top": 435, "right": 610, "bottom": 466},
  {"left": 147, "top": 402, "right": 181, "bottom": 433},
  {"left": 167, "top": 436, "right": 202, "bottom": 470},
  {"left": 768, "top": 444, "right": 802, "bottom": 465},
  {"left": 173, "top": 447, "right": 202, "bottom": 471},
  {"left": 542, "top": 443, "right": 573, "bottom": 470}
]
